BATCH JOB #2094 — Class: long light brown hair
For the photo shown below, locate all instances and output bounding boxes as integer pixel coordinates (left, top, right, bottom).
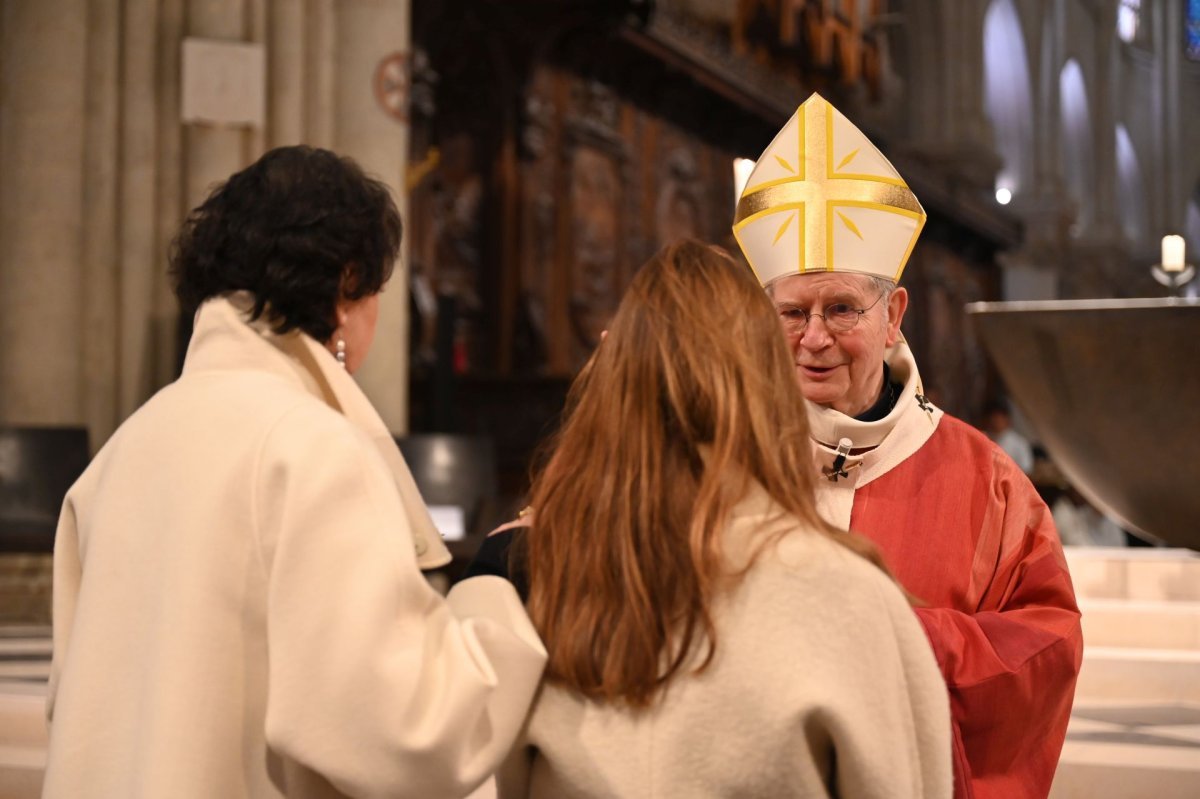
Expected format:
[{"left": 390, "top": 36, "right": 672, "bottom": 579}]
[{"left": 517, "top": 239, "right": 887, "bottom": 708}]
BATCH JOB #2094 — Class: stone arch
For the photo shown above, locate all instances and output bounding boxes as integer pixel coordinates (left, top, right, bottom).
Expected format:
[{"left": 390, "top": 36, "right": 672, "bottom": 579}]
[
  {"left": 1059, "top": 58, "right": 1094, "bottom": 232},
  {"left": 983, "top": 0, "right": 1035, "bottom": 198}
]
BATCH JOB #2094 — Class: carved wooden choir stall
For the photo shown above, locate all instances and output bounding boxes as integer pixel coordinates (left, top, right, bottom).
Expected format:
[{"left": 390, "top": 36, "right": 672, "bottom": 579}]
[{"left": 406, "top": 0, "right": 1018, "bottom": 524}]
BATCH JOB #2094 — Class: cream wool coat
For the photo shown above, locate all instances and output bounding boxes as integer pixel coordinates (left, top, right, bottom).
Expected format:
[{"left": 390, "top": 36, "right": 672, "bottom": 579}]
[
  {"left": 497, "top": 489, "right": 952, "bottom": 799},
  {"left": 45, "top": 295, "right": 547, "bottom": 799}
]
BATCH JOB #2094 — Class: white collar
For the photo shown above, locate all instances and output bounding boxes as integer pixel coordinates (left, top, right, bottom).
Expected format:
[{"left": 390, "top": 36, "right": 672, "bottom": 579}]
[
  {"left": 806, "top": 339, "right": 943, "bottom": 488},
  {"left": 806, "top": 339, "right": 926, "bottom": 450}
]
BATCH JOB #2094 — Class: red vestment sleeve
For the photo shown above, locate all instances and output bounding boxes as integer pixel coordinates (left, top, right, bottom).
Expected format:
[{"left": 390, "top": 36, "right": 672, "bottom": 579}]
[{"left": 913, "top": 454, "right": 1083, "bottom": 799}]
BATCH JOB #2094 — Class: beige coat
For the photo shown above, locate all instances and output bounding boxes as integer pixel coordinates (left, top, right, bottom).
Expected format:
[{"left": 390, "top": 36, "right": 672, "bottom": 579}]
[
  {"left": 45, "top": 295, "right": 546, "bottom": 799},
  {"left": 497, "top": 489, "right": 952, "bottom": 799}
]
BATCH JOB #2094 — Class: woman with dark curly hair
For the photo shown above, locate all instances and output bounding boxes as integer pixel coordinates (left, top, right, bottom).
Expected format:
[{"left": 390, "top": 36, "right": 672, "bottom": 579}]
[{"left": 44, "top": 146, "right": 546, "bottom": 799}]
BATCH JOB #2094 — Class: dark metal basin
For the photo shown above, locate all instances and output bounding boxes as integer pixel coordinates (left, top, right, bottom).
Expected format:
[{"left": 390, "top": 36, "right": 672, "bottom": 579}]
[{"left": 967, "top": 298, "right": 1200, "bottom": 550}]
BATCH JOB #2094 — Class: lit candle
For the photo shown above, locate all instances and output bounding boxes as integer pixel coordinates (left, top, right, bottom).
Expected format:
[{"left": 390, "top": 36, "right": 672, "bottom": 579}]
[
  {"left": 733, "top": 158, "right": 756, "bottom": 207},
  {"left": 1162, "top": 234, "right": 1185, "bottom": 273}
]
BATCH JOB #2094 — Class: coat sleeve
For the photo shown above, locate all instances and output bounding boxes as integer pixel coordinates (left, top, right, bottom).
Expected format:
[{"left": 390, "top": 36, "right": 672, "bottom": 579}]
[
  {"left": 46, "top": 491, "right": 83, "bottom": 729},
  {"left": 823, "top": 565, "right": 954, "bottom": 799},
  {"left": 913, "top": 453, "right": 1083, "bottom": 799},
  {"left": 254, "top": 405, "right": 546, "bottom": 799}
]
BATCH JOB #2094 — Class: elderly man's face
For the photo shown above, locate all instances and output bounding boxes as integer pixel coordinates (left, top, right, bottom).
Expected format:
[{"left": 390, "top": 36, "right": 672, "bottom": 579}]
[{"left": 769, "top": 272, "right": 908, "bottom": 417}]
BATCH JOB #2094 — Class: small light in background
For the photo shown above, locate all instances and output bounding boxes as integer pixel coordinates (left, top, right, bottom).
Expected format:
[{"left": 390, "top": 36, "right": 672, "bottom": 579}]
[
  {"left": 733, "top": 158, "right": 756, "bottom": 206},
  {"left": 1117, "top": 0, "right": 1140, "bottom": 43},
  {"left": 995, "top": 187, "right": 1013, "bottom": 205}
]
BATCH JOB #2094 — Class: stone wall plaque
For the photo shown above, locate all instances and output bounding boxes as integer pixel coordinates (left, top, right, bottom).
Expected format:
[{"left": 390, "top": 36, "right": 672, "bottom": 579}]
[{"left": 180, "top": 38, "right": 265, "bottom": 128}]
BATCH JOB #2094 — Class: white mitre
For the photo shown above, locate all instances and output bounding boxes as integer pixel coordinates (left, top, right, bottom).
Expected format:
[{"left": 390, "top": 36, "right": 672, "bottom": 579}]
[{"left": 733, "top": 93, "right": 926, "bottom": 286}]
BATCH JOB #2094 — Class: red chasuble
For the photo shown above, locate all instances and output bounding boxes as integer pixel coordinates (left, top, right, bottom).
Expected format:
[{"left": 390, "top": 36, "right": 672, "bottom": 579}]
[
  {"left": 808, "top": 342, "right": 1082, "bottom": 799},
  {"left": 850, "top": 415, "right": 1083, "bottom": 799}
]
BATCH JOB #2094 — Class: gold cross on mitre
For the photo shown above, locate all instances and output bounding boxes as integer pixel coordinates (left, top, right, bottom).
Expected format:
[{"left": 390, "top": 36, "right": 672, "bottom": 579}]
[{"left": 733, "top": 93, "right": 926, "bottom": 286}]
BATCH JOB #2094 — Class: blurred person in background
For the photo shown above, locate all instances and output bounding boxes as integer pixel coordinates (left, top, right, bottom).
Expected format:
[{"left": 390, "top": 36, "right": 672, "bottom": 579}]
[
  {"left": 1053, "top": 486, "right": 1128, "bottom": 548},
  {"left": 982, "top": 400, "right": 1034, "bottom": 475}
]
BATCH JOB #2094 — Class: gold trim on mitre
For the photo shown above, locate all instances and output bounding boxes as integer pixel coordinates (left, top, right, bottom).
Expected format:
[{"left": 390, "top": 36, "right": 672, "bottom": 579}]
[{"left": 733, "top": 93, "right": 926, "bottom": 286}]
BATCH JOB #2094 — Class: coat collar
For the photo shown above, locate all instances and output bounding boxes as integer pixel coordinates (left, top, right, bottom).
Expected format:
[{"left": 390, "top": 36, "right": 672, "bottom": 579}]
[{"left": 184, "top": 294, "right": 452, "bottom": 569}]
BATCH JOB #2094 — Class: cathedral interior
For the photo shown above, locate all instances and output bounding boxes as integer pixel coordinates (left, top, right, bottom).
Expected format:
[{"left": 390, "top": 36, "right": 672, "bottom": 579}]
[{"left": 2, "top": 1, "right": 1199, "bottom": 796}]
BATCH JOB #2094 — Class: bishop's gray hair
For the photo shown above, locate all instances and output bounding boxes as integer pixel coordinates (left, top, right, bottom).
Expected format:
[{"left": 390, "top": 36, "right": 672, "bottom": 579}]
[{"left": 866, "top": 275, "right": 896, "bottom": 302}]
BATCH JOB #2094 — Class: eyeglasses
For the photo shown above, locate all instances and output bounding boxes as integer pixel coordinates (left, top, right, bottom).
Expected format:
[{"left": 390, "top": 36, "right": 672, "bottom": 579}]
[{"left": 776, "top": 292, "right": 885, "bottom": 336}]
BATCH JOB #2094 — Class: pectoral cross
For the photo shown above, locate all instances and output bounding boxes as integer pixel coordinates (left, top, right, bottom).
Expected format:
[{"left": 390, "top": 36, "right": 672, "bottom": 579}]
[
  {"left": 824, "top": 463, "right": 851, "bottom": 482},
  {"left": 915, "top": 392, "right": 934, "bottom": 420},
  {"left": 822, "top": 437, "right": 854, "bottom": 482}
]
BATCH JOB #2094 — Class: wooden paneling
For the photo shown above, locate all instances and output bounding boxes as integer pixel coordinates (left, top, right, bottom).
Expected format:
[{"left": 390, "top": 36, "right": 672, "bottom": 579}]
[{"left": 407, "top": 0, "right": 1010, "bottom": 498}]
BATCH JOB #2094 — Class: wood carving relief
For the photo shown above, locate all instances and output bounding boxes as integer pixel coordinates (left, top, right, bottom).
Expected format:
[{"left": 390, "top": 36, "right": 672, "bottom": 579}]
[
  {"left": 734, "top": 0, "right": 886, "bottom": 97},
  {"left": 514, "top": 72, "right": 558, "bottom": 371},
  {"left": 563, "top": 81, "right": 627, "bottom": 367},
  {"left": 408, "top": 134, "right": 484, "bottom": 370},
  {"left": 406, "top": 11, "right": 507, "bottom": 376},
  {"left": 511, "top": 63, "right": 745, "bottom": 375},
  {"left": 656, "top": 146, "right": 703, "bottom": 245}
]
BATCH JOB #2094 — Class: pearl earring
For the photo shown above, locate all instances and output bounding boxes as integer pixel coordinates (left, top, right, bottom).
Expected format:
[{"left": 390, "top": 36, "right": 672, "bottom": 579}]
[{"left": 335, "top": 338, "right": 347, "bottom": 369}]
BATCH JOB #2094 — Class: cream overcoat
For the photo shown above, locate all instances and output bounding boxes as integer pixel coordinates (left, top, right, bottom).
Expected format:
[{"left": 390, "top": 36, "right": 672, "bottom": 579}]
[
  {"left": 44, "top": 295, "right": 547, "bottom": 799},
  {"left": 497, "top": 487, "right": 952, "bottom": 799}
]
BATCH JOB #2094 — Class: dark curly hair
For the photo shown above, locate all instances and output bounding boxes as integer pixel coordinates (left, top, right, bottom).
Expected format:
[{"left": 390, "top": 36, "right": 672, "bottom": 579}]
[{"left": 169, "top": 145, "right": 401, "bottom": 343}]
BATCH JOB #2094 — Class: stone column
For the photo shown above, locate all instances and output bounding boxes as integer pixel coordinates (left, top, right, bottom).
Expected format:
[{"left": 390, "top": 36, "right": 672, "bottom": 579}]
[
  {"left": 1034, "top": 1, "right": 1065, "bottom": 199},
  {"left": 81, "top": 0, "right": 123, "bottom": 443},
  {"left": 305, "top": 0, "right": 338, "bottom": 149},
  {"left": 0, "top": 1, "right": 88, "bottom": 426},
  {"left": 119, "top": 0, "right": 182, "bottom": 428},
  {"left": 1002, "top": 0, "right": 1072, "bottom": 297},
  {"left": 1161, "top": 0, "right": 1184, "bottom": 233},
  {"left": 901, "top": 0, "right": 947, "bottom": 147},
  {"left": 183, "top": 1, "right": 250, "bottom": 212},
  {"left": 1090, "top": 0, "right": 1120, "bottom": 238},
  {"left": 266, "top": 0, "right": 307, "bottom": 147},
  {"left": 264, "top": 0, "right": 337, "bottom": 148},
  {"left": 334, "top": 0, "right": 411, "bottom": 434},
  {"left": 921, "top": 0, "right": 1000, "bottom": 190},
  {"left": 959, "top": 0, "right": 996, "bottom": 154},
  {"left": 938, "top": 1, "right": 964, "bottom": 142}
]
